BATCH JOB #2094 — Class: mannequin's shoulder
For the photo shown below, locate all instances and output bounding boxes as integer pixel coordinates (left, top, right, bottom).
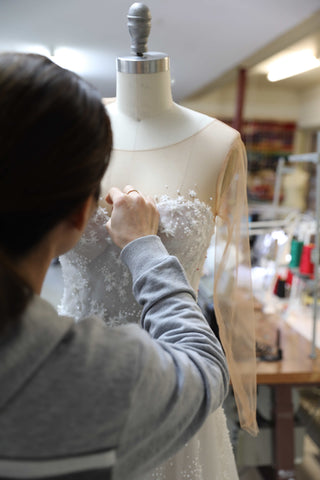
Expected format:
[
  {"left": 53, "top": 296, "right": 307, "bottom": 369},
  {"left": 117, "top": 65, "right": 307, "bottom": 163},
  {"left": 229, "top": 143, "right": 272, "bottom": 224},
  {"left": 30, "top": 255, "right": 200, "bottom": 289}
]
[
  {"left": 209, "top": 118, "right": 240, "bottom": 143},
  {"left": 179, "top": 105, "right": 240, "bottom": 144}
]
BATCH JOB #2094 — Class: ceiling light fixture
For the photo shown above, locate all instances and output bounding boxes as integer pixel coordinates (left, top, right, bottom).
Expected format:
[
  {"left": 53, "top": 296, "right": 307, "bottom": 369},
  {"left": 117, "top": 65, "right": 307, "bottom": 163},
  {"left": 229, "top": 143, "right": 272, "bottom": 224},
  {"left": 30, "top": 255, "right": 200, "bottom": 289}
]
[{"left": 267, "top": 49, "right": 320, "bottom": 82}]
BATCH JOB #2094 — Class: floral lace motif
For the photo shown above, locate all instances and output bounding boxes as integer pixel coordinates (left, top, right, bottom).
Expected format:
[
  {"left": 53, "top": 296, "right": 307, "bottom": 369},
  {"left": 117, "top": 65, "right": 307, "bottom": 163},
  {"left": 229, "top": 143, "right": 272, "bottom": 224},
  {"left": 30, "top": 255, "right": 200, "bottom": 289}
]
[{"left": 59, "top": 196, "right": 214, "bottom": 322}]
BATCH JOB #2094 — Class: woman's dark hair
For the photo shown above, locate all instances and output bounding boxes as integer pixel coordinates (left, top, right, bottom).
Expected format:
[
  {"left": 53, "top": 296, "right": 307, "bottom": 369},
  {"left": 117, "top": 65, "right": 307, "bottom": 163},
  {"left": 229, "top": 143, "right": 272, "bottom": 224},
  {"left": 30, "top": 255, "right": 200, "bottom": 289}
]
[{"left": 0, "top": 52, "right": 112, "bottom": 331}]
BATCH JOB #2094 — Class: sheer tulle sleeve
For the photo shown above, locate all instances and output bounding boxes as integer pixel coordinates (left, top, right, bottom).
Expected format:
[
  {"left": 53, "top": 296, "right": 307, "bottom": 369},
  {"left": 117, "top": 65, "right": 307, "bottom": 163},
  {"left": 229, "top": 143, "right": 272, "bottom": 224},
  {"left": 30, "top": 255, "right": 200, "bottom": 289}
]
[{"left": 213, "top": 135, "right": 258, "bottom": 436}]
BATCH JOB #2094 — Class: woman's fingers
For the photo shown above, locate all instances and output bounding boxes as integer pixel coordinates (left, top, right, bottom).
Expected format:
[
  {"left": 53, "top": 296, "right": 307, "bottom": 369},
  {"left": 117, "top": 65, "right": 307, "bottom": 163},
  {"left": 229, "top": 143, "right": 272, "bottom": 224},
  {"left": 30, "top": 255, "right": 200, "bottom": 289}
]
[{"left": 105, "top": 186, "right": 159, "bottom": 249}]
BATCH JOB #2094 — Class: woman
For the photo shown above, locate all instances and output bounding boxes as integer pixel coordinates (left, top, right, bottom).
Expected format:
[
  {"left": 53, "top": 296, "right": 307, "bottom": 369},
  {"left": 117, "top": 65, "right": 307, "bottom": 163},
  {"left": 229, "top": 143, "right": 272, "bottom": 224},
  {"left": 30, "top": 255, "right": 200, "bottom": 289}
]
[{"left": 0, "top": 53, "right": 229, "bottom": 480}]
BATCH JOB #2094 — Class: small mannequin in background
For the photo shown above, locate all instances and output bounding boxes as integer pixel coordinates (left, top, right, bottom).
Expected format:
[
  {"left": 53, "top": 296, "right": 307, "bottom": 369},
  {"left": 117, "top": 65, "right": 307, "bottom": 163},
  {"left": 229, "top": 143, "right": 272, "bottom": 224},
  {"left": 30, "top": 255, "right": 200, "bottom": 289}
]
[{"left": 282, "top": 163, "right": 310, "bottom": 211}]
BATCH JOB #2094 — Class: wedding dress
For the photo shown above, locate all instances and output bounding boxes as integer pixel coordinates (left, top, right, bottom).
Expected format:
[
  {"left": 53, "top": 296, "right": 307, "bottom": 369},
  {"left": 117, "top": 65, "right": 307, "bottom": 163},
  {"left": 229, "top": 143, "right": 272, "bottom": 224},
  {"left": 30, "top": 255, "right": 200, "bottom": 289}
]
[
  {"left": 59, "top": 194, "right": 240, "bottom": 479},
  {"left": 59, "top": 122, "right": 257, "bottom": 478}
]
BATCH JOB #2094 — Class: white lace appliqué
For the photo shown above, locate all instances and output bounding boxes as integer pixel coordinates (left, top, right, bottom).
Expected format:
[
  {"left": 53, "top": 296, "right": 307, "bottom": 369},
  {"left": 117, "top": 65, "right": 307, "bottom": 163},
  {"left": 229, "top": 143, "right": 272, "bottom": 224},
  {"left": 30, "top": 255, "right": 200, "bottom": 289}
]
[{"left": 59, "top": 196, "right": 214, "bottom": 323}]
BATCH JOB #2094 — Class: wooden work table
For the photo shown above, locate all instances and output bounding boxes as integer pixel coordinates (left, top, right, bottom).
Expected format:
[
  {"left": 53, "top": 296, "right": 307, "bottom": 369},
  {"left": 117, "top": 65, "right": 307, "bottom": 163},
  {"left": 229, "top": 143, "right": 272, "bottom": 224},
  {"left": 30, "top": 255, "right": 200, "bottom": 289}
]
[
  {"left": 255, "top": 308, "right": 320, "bottom": 479},
  {"left": 256, "top": 309, "right": 320, "bottom": 384}
]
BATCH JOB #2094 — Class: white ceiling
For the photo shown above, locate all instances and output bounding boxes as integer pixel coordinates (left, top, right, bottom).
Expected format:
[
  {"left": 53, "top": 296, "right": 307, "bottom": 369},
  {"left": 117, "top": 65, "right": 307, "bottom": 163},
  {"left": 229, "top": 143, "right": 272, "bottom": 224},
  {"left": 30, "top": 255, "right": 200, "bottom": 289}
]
[{"left": 0, "top": 0, "right": 320, "bottom": 101}]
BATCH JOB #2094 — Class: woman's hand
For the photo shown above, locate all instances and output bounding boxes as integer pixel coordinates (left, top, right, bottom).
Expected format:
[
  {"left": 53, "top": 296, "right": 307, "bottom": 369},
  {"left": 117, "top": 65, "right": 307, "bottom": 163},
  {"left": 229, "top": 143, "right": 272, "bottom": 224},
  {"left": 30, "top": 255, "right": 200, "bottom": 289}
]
[{"left": 105, "top": 185, "right": 160, "bottom": 249}]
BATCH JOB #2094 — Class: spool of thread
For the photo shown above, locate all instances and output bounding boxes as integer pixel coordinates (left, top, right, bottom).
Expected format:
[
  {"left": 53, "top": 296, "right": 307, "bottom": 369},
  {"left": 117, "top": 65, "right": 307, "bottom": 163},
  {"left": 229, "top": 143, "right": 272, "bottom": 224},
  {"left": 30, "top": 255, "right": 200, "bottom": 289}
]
[
  {"left": 289, "top": 239, "right": 303, "bottom": 268},
  {"left": 299, "top": 244, "right": 315, "bottom": 276},
  {"left": 286, "top": 269, "right": 293, "bottom": 286},
  {"left": 276, "top": 279, "right": 286, "bottom": 298},
  {"left": 273, "top": 276, "right": 287, "bottom": 297}
]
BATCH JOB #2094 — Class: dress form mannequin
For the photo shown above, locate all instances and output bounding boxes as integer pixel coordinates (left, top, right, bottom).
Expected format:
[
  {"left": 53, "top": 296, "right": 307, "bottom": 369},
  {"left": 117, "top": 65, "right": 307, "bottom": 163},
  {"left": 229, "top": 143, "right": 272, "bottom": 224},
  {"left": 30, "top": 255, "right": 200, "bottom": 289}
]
[
  {"left": 101, "top": 3, "right": 257, "bottom": 431},
  {"left": 59, "top": 4, "right": 257, "bottom": 479}
]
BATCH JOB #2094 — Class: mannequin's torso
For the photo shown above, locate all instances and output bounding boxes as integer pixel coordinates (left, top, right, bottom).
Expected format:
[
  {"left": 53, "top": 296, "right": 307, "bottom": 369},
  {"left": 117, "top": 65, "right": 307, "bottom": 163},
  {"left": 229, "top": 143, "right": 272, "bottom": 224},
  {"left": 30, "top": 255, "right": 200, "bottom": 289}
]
[{"left": 100, "top": 70, "right": 239, "bottom": 213}]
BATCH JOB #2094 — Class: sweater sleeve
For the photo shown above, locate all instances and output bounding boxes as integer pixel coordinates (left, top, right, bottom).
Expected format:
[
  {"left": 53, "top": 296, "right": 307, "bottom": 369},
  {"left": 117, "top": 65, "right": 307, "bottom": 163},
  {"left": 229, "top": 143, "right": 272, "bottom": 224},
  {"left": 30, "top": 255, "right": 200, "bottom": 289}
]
[{"left": 114, "top": 235, "right": 229, "bottom": 479}]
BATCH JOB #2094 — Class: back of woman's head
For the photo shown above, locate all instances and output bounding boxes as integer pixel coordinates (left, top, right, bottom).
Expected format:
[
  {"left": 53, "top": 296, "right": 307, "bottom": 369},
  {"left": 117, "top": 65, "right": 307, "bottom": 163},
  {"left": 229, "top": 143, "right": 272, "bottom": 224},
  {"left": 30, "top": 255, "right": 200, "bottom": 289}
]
[{"left": 0, "top": 52, "right": 112, "bottom": 329}]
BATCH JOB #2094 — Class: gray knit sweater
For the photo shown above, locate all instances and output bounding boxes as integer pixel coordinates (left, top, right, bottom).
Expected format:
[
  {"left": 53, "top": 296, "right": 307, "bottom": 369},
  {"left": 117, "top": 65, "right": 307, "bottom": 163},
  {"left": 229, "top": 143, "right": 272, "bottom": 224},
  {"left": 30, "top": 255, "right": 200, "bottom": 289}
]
[{"left": 0, "top": 235, "right": 229, "bottom": 480}]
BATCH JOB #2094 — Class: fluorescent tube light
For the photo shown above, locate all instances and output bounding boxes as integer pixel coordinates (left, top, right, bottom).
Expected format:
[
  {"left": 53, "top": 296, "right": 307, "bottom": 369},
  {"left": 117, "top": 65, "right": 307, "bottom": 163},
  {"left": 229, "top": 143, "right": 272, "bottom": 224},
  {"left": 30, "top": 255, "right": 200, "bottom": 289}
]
[{"left": 267, "top": 49, "right": 320, "bottom": 82}]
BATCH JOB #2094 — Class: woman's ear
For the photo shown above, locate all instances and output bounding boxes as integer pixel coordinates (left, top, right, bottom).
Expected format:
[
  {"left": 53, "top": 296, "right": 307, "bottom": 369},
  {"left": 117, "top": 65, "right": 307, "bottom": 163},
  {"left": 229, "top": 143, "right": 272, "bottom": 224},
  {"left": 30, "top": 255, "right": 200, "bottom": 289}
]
[{"left": 69, "top": 196, "right": 96, "bottom": 232}]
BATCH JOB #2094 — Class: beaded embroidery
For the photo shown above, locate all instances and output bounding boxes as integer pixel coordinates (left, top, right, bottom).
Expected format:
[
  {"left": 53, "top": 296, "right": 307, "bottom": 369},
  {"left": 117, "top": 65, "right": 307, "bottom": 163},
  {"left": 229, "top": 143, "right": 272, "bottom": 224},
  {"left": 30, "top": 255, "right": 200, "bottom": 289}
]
[{"left": 59, "top": 196, "right": 214, "bottom": 323}]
